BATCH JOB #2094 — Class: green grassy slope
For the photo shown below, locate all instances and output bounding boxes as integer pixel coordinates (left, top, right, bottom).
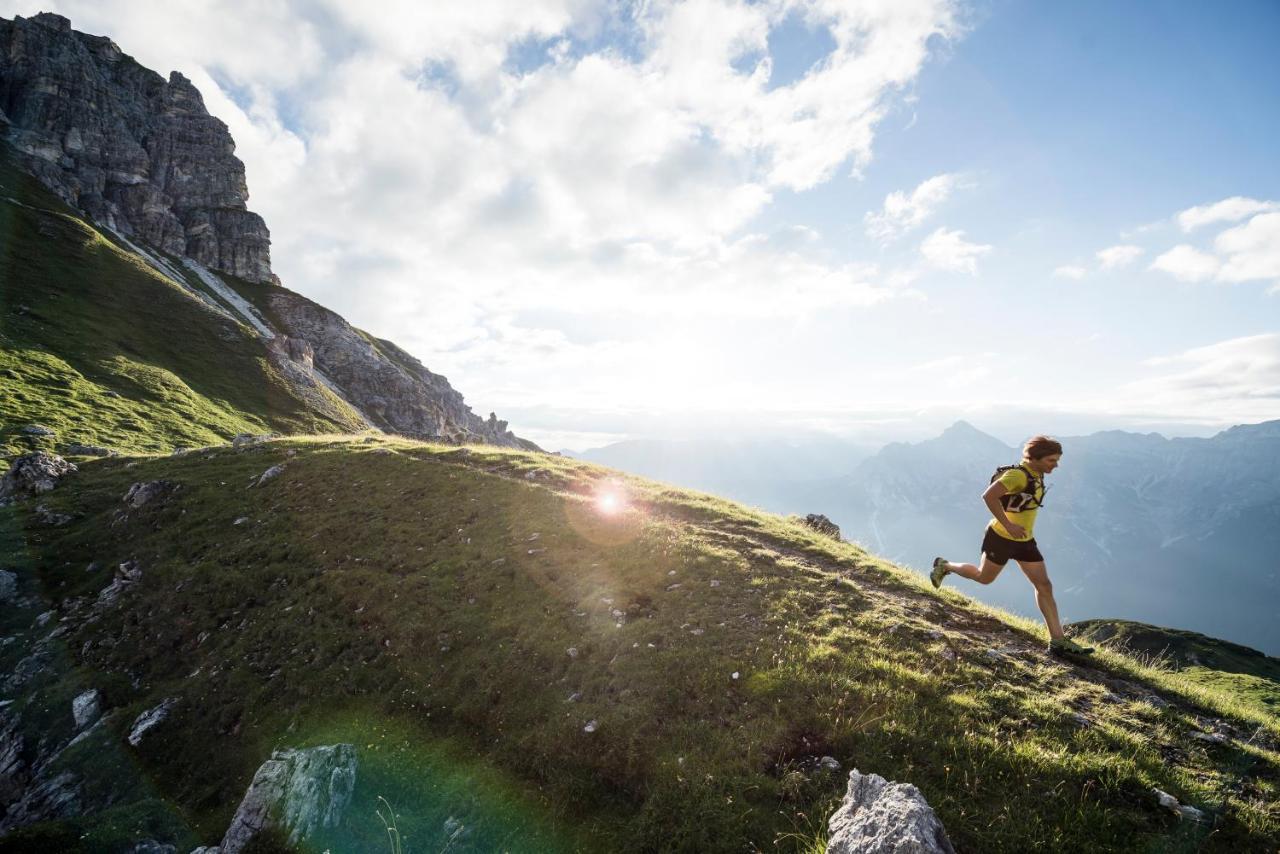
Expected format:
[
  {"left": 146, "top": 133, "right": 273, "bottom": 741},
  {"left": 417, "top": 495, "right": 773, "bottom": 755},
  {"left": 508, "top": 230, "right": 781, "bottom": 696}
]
[
  {"left": 0, "top": 147, "right": 366, "bottom": 459},
  {"left": 1073, "top": 619, "right": 1280, "bottom": 720},
  {"left": 4, "top": 437, "right": 1278, "bottom": 852}
]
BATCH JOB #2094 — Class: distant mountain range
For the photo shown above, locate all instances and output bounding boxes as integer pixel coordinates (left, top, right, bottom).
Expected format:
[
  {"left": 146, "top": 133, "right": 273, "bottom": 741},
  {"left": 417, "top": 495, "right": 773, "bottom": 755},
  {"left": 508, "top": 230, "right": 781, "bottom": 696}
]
[
  {"left": 577, "top": 420, "right": 1280, "bottom": 655},
  {"left": 569, "top": 436, "right": 875, "bottom": 511}
]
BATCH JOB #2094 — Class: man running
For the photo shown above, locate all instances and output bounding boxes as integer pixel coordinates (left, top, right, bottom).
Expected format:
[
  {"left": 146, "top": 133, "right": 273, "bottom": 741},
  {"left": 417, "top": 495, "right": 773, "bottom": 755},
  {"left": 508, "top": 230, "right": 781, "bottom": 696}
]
[{"left": 929, "top": 435, "right": 1095, "bottom": 657}]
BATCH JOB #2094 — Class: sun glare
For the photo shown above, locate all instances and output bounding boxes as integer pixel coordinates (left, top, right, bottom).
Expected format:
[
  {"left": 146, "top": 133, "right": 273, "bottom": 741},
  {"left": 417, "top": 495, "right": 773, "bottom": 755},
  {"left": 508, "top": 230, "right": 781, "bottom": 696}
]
[{"left": 594, "top": 482, "right": 628, "bottom": 516}]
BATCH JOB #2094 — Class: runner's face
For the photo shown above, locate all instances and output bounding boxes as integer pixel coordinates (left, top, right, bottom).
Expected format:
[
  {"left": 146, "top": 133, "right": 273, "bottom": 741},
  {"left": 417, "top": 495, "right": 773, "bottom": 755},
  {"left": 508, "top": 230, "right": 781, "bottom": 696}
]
[{"left": 1032, "top": 454, "right": 1061, "bottom": 475}]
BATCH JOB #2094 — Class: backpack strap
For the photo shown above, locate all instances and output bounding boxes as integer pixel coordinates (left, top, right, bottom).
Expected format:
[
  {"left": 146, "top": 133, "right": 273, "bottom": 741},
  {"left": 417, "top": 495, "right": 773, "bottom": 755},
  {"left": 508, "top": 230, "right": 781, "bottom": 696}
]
[{"left": 995, "top": 463, "right": 1045, "bottom": 511}]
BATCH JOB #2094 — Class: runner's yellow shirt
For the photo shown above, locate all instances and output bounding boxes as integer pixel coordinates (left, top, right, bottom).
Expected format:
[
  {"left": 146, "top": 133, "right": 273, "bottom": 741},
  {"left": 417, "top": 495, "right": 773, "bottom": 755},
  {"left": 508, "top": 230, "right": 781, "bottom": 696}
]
[{"left": 988, "top": 464, "right": 1044, "bottom": 542}]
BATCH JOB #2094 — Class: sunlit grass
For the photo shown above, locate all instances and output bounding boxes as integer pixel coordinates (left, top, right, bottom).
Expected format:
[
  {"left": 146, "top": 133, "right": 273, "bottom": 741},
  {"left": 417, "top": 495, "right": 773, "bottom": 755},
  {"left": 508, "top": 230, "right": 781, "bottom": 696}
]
[{"left": 4, "top": 435, "right": 1277, "bottom": 851}]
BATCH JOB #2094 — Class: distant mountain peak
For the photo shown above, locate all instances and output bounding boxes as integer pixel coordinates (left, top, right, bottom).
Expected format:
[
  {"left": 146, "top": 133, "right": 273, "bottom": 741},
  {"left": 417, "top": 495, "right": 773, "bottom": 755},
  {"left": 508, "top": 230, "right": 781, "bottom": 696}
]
[{"left": 942, "top": 419, "right": 984, "bottom": 437}]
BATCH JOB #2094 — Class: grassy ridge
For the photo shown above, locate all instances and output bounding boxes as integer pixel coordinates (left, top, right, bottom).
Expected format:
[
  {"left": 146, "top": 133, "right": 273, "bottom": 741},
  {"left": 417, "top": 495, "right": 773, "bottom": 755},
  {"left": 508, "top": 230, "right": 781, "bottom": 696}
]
[
  {"left": 1073, "top": 618, "right": 1280, "bottom": 721},
  {"left": 5, "top": 436, "right": 1277, "bottom": 852},
  {"left": 0, "top": 147, "right": 364, "bottom": 458}
]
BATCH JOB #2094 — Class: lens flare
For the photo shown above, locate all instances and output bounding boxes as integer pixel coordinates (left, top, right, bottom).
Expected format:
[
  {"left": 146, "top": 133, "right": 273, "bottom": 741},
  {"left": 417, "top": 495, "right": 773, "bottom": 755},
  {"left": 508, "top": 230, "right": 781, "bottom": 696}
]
[
  {"left": 595, "top": 483, "right": 627, "bottom": 516},
  {"left": 565, "top": 479, "right": 643, "bottom": 546}
]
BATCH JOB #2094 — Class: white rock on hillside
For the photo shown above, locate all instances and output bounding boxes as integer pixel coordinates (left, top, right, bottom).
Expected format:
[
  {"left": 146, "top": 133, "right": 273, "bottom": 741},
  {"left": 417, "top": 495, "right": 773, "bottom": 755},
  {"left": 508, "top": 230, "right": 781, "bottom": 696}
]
[
  {"left": 827, "top": 769, "right": 955, "bottom": 854},
  {"left": 218, "top": 744, "right": 357, "bottom": 854},
  {"left": 253, "top": 465, "right": 284, "bottom": 487},
  {"left": 128, "top": 698, "right": 176, "bottom": 747},
  {"left": 72, "top": 689, "right": 101, "bottom": 729}
]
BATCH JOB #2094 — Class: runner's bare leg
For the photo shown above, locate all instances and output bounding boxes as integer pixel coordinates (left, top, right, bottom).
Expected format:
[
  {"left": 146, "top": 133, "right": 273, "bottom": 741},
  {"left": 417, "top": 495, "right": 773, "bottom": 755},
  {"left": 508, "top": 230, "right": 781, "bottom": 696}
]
[
  {"left": 938, "top": 554, "right": 1005, "bottom": 585},
  {"left": 1017, "top": 560, "right": 1065, "bottom": 640}
]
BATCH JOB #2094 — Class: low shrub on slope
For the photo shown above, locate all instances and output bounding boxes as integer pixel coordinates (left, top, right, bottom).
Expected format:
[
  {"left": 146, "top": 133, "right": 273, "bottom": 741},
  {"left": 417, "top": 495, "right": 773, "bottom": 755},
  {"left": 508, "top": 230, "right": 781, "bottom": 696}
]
[{"left": 4, "top": 437, "right": 1279, "bottom": 852}]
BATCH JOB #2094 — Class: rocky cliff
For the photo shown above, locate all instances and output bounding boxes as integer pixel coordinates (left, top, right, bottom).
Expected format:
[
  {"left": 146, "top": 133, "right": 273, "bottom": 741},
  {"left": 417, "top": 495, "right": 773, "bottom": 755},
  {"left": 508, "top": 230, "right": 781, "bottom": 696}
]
[
  {"left": 0, "top": 12, "right": 533, "bottom": 451},
  {"left": 0, "top": 12, "right": 272, "bottom": 283},
  {"left": 266, "top": 289, "right": 530, "bottom": 446}
]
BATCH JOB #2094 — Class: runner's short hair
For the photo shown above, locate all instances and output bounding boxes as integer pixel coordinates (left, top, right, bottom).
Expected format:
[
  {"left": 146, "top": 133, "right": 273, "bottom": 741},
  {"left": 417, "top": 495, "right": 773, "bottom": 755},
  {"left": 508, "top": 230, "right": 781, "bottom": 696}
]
[{"left": 1022, "top": 435, "right": 1062, "bottom": 460}]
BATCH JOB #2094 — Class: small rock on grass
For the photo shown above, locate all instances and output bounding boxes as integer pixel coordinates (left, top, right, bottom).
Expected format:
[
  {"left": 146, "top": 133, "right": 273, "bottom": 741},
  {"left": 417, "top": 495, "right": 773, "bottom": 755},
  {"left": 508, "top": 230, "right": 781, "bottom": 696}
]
[
  {"left": 128, "top": 698, "right": 177, "bottom": 747},
  {"left": 1154, "top": 788, "right": 1209, "bottom": 822},
  {"left": 253, "top": 465, "right": 285, "bottom": 487},
  {"left": 123, "top": 480, "right": 176, "bottom": 509}
]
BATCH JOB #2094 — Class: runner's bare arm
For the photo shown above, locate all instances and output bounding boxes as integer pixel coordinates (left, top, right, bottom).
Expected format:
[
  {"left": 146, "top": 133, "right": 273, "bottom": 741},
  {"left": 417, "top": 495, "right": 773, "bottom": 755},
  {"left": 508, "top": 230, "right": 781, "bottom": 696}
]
[{"left": 982, "top": 482, "right": 1026, "bottom": 538}]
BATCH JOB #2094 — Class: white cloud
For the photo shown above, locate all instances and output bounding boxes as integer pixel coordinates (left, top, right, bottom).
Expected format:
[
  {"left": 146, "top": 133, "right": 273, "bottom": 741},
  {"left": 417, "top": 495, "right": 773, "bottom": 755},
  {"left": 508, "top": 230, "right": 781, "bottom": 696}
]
[
  {"left": 1096, "top": 244, "right": 1143, "bottom": 270},
  {"left": 1176, "top": 196, "right": 1278, "bottom": 232},
  {"left": 864, "top": 172, "right": 967, "bottom": 243},
  {"left": 1147, "top": 212, "right": 1280, "bottom": 291},
  {"left": 1214, "top": 211, "right": 1280, "bottom": 286},
  {"left": 919, "top": 227, "right": 992, "bottom": 275},
  {"left": 1149, "top": 245, "right": 1221, "bottom": 282},
  {"left": 1053, "top": 265, "right": 1087, "bottom": 280},
  {"left": 2, "top": 0, "right": 974, "bottom": 425},
  {"left": 1120, "top": 333, "right": 1280, "bottom": 424}
]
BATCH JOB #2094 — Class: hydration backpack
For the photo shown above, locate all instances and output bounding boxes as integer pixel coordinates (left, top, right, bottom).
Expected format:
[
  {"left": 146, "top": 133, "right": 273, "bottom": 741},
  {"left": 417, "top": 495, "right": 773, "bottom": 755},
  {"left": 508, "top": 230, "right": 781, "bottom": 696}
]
[{"left": 990, "top": 464, "right": 1045, "bottom": 512}]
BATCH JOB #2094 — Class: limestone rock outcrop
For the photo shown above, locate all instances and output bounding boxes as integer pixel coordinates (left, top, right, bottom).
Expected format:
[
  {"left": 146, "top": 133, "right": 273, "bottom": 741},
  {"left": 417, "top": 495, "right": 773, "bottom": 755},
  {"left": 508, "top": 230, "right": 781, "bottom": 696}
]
[
  {"left": 827, "top": 769, "right": 954, "bottom": 854},
  {"left": 269, "top": 290, "right": 535, "bottom": 448},
  {"left": 0, "top": 12, "right": 273, "bottom": 283},
  {"left": 0, "top": 451, "right": 77, "bottom": 502},
  {"left": 218, "top": 744, "right": 358, "bottom": 854}
]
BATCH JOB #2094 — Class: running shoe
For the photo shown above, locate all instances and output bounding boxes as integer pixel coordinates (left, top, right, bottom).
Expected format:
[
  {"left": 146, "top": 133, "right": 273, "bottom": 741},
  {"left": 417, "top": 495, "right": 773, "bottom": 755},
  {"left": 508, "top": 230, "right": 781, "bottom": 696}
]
[
  {"left": 1049, "top": 637, "right": 1096, "bottom": 657},
  {"left": 930, "top": 557, "right": 949, "bottom": 589}
]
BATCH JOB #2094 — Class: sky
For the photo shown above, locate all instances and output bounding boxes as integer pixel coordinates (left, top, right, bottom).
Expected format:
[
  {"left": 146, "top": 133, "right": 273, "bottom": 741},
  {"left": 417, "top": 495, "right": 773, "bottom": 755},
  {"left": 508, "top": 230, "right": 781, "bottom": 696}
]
[{"left": 5, "top": 0, "right": 1279, "bottom": 450}]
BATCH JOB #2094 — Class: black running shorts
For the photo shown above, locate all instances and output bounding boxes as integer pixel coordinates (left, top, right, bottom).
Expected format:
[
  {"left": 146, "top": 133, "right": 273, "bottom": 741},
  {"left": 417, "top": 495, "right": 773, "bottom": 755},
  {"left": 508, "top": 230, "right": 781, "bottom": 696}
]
[{"left": 981, "top": 526, "right": 1044, "bottom": 565}]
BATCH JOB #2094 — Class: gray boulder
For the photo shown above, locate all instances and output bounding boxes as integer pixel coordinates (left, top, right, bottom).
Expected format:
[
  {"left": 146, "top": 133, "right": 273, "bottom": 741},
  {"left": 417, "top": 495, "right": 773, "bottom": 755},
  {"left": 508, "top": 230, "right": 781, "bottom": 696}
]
[
  {"left": 96, "top": 560, "right": 144, "bottom": 610},
  {"left": 253, "top": 464, "right": 285, "bottom": 487},
  {"left": 219, "top": 744, "right": 357, "bottom": 854},
  {"left": 123, "top": 480, "right": 178, "bottom": 509},
  {"left": 128, "top": 698, "right": 176, "bottom": 747},
  {"left": 72, "top": 689, "right": 102, "bottom": 729},
  {"left": 827, "top": 769, "right": 954, "bottom": 854},
  {"left": 0, "top": 570, "right": 16, "bottom": 603},
  {"left": 0, "top": 452, "right": 77, "bottom": 502}
]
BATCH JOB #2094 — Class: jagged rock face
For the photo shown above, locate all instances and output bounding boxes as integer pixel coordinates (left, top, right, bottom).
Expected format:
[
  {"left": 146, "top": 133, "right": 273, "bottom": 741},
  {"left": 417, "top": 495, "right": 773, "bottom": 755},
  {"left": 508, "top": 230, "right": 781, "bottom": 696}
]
[
  {"left": 0, "top": 12, "right": 274, "bottom": 283},
  {"left": 269, "top": 291, "right": 532, "bottom": 449}
]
